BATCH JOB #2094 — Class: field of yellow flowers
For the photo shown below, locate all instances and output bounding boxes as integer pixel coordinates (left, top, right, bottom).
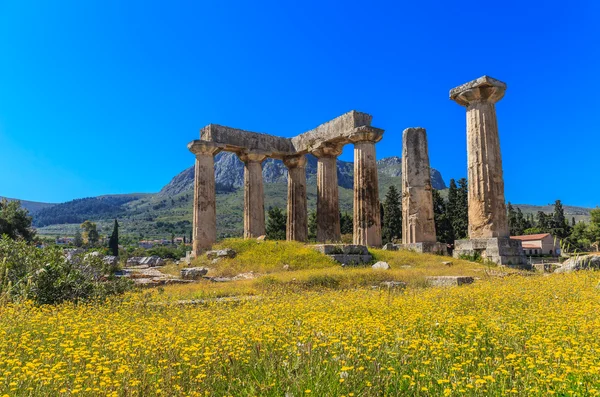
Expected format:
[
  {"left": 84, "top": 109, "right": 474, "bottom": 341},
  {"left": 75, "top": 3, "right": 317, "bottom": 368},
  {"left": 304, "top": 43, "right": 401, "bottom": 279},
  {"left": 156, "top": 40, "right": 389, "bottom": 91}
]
[{"left": 1, "top": 271, "right": 600, "bottom": 396}]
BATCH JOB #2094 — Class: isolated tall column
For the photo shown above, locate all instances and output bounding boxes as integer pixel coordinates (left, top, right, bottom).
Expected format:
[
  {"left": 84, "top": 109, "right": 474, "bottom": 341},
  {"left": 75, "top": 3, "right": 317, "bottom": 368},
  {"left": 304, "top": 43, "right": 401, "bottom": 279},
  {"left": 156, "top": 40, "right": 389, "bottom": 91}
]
[
  {"left": 189, "top": 142, "right": 220, "bottom": 256},
  {"left": 401, "top": 127, "right": 436, "bottom": 244},
  {"left": 450, "top": 76, "right": 509, "bottom": 238},
  {"left": 239, "top": 152, "right": 267, "bottom": 238},
  {"left": 313, "top": 144, "right": 343, "bottom": 243},
  {"left": 350, "top": 127, "right": 383, "bottom": 247},
  {"left": 284, "top": 155, "right": 308, "bottom": 242}
]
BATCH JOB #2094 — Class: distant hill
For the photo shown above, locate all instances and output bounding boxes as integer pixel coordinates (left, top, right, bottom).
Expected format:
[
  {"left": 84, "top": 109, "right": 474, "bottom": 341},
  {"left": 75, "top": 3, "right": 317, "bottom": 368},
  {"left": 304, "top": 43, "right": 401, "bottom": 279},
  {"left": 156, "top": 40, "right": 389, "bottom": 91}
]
[
  {"left": 33, "top": 194, "right": 150, "bottom": 227},
  {"left": 0, "top": 197, "right": 56, "bottom": 214}
]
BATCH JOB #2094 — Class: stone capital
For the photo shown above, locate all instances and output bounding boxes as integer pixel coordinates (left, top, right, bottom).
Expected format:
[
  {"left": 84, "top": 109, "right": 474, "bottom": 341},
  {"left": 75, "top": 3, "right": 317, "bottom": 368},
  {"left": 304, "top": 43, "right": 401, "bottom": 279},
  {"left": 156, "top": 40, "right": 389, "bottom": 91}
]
[
  {"left": 283, "top": 154, "right": 307, "bottom": 169},
  {"left": 450, "top": 75, "right": 506, "bottom": 106},
  {"left": 237, "top": 151, "right": 268, "bottom": 164},
  {"left": 347, "top": 126, "right": 384, "bottom": 144},
  {"left": 188, "top": 140, "right": 222, "bottom": 156},
  {"left": 311, "top": 142, "right": 344, "bottom": 158}
]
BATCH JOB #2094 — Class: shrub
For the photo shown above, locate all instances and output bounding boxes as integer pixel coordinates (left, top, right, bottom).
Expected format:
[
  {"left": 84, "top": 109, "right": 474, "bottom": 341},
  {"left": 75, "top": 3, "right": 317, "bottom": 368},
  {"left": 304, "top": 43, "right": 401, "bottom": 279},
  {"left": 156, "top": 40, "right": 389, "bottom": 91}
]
[{"left": 0, "top": 236, "right": 132, "bottom": 304}]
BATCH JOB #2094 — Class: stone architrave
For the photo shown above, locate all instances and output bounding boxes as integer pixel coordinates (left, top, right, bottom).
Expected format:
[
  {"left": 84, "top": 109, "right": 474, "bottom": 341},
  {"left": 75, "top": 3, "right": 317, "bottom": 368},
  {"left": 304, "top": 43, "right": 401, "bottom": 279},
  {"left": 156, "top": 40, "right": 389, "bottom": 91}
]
[
  {"left": 450, "top": 76, "right": 524, "bottom": 266},
  {"left": 283, "top": 155, "right": 308, "bottom": 242},
  {"left": 238, "top": 152, "right": 268, "bottom": 239},
  {"left": 190, "top": 142, "right": 221, "bottom": 256},
  {"left": 401, "top": 127, "right": 437, "bottom": 244},
  {"left": 349, "top": 126, "right": 383, "bottom": 247},
  {"left": 312, "top": 143, "right": 343, "bottom": 243}
]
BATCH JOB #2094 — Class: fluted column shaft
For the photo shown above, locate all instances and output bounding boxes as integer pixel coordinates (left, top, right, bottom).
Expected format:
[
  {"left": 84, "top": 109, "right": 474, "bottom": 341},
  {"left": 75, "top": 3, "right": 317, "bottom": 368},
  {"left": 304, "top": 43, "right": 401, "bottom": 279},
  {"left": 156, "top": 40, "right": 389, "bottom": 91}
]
[
  {"left": 465, "top": 100, "right": 509, "bottom": 238},
  {"left": 451, "top": 78, "right": 509, "bottom": 239},
  {"left": 284, "top": 155, "right": 308, "bottom": 242},
  {"left": 191, "top": 144, "right": 220, "bottom": 256},
  {"left": 239, "top": 153, "right": 267, "bottom": 239},
  {"left": 401, "top": 128, "right": 436, "bottom": 244},
  {"left": 313, "top": 144, "right": 343, "bottom": 243},
  {"left": 353, "top": 140, "right": 382, "bottom": 247},
  {"left": 349, "top": 127, "right": 384, "bottom": 247}
]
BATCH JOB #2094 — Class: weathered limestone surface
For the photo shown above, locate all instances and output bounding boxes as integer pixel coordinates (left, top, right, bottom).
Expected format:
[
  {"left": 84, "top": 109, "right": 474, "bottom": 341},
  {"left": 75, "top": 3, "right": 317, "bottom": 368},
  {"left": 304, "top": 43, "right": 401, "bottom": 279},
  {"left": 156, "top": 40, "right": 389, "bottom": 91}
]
[
  {"left": 291, "top": 111, "right": 373, "bottom": 153},
  {"left": 313, "top": 144, "right": 343, "bottom": 243},
  {"left": 190, "top": 142, "right": 221, "bottom": 256},
  {"left": 450, "top": 76, "right": 509, "bottom": 239},
  {"left": 351, "top": 128, "right": 383, "bottom": 247},
  {"left": 450, "top": 76, "right": 525, "bottom": 266},
  {"left": 239, "top": 152, "right": 267, "bottom": 239},
  {"left": 453, "top": 238, "right": 526, "bottom": 267},
  {"left": 284, "top": 155, "right": 308, "bottom": 242},
  {"left": 398, "top": 242, "right": 447, "bottom": 255},
  {"left": 427, "top": 276, "right": 474, "bottom": 287},
  {"left": 200, "top": 124, "right": 295, "bottom": 159},
  {"left": 401, "top": 128, "right": 436, "bottom": 244}
]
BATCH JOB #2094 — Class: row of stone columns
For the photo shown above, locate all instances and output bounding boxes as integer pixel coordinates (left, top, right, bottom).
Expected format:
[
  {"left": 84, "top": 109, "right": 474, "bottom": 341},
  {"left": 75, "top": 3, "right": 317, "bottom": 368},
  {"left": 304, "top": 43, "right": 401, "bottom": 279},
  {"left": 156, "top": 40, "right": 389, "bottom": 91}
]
[{"left": 190, "top": 133, "right": 384, "bottom": 256}]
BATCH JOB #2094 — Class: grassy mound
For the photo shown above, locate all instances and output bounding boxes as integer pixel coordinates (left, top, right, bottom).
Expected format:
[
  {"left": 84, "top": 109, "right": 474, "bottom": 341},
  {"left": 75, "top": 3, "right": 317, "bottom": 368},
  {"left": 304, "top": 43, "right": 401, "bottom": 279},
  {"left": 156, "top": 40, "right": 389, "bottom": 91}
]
[{"left": 190, "top": 239, "right": 338, "bottom": 276}]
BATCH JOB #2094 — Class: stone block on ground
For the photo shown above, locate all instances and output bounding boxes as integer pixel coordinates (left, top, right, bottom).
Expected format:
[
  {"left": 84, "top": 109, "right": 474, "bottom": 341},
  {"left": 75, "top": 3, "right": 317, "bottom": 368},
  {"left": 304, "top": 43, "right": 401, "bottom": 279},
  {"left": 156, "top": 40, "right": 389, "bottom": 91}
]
[
  {"left": 426, "top": 276, "right": 474, "bottom": 287},
  {"left": 380, "top": 281, "right": 407, "bottom": 289},
  {"left": 555, "top": 255, "right": 600, "bottom": 273},
  {"left": 398, "top": 242, "right": 447, "bottom": 255},
  {"left": 334, "top": 254, "right": 373, "bottom": 266},
  {"left": 382, "top": 243, "right": 399, "bottom": 251},
  {"left": 453, "top": 238, "right": 526, "bottom": 267},
  {"left": 181, "top": 267, "right": 209, "bottom": 280},
  {"left": 312, "top": 244, "right": 369, "bottom": 255},
  {"left": 206, "top": 248, "right": 236, "bottom": 259},
  {"left": 372, "top": 261, "right": 390, "bottom": 270}
]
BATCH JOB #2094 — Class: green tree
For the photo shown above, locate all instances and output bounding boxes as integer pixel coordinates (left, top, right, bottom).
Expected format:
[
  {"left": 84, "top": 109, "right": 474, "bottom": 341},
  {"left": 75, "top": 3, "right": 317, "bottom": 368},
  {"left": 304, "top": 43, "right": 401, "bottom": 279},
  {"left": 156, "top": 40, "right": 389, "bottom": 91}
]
[
  {"left": 507, "top": 202, "right": 518, "bottom": 235},
  {"left": 108, "top": 219, "right": 119, "bottom": 256},
  {"left": 448, "top": 178, "right": 468, "bottom": 240},
  {"left": 382, "top": 185, "right": 402, "bottom": 244},
  {"left": 266, "top": 207, "right": 286, "bottom": 240},
  {"left": 432, "top": 189, "right": 453, "bottom": 244},
  {"left": 73, "top": 230, "right": 83, "bottom": 247},
  {"left": 340, "top": 212, "right": 353, "bottom": 235},
  {"left": 308, "top": 210, "right": 317, "bottom": 240},
  {"left": 536, "top": 211, "right": 551, "bottom": 232},
  {"left": 551, "top": 200, "right": 570, "bottom": 239},
  {"left": 0, "top": 199, "right": 35, "bottom": 241},
  {"left": 80, "top": 220, "right": 99, "bottom": 246}
]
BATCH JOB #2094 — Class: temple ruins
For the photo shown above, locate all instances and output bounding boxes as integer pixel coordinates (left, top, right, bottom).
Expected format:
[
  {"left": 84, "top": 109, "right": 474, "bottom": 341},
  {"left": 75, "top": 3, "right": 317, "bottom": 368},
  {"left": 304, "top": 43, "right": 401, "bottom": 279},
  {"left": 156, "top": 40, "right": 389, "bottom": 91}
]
[
  {"left": 188, "top": 76, "right": 526, "bottom": 266},
  {"left": 188, "top": 111, "right": 385, "bottom": 256},
  {"left": 399, "top": 127, "right": 446, "bottom": 254},
  {"left": 450, "top": 76, "right": 525, "bottom": 265}
]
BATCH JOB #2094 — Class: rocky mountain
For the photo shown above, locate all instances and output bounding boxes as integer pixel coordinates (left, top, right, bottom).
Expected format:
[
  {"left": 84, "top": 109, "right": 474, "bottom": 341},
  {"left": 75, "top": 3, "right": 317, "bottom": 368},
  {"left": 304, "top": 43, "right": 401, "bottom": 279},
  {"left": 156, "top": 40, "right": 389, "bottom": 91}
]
[{"left": 159, "top": 153, "right": 446, "bottom": 198}]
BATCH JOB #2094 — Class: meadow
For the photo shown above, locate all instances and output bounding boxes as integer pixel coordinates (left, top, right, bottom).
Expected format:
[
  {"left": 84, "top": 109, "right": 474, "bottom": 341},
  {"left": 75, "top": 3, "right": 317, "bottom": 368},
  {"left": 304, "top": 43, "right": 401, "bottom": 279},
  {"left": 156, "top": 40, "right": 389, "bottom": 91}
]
[{"left": 1, "top": 252, "right": 600, "bottom": 396}]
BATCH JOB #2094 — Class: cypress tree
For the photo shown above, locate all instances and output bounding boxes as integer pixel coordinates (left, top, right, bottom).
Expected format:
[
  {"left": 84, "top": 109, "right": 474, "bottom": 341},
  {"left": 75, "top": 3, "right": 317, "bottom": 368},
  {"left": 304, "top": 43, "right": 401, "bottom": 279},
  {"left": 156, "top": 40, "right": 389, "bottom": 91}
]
[
  {"left": 382, "top": 185, "right": 402, "bottom": 244},
  {"left": 432, "top": 189, "right": 453, "bottom": 244},
  {"left": 308, "top": 210, "right": 317, "bottom": 241},
  {"left": 108, "top": 219, "right": 119, "bottom": 256},
  {"left": 266, "top": 206, "right": 287, "bottom": 240}
]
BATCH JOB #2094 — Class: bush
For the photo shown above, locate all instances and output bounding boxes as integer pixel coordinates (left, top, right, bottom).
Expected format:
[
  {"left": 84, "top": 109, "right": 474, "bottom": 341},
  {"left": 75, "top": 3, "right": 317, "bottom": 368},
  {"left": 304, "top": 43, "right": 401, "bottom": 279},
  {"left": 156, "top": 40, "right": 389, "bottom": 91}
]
[{"left": 0, "top": 236, "right": 132, "bottom": 304}]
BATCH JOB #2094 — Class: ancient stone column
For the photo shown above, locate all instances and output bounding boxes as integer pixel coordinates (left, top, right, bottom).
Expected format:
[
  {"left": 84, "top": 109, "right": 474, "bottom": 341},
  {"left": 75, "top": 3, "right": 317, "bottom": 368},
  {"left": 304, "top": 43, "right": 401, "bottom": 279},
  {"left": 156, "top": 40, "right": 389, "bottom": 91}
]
[
  {"left": 349, "top": 126, "right": 383, "bottom": 247},
  {"left": 312, "top": 143, "right": 343, "bottom": 243},
  {"left": 401, "top": 127, "right": 437, "bottom": 244},
  {"left": 238, "top": 152, "right": 268, "bottom": 239},
  {"left": 450, "top": 76, "right": 509, "bottom": 239},
  {"left": 283, "top": 155, "right": 308, "bottom": 242},
  {"left": 189, "top": 142, "right": 221, "bottom": 256}
]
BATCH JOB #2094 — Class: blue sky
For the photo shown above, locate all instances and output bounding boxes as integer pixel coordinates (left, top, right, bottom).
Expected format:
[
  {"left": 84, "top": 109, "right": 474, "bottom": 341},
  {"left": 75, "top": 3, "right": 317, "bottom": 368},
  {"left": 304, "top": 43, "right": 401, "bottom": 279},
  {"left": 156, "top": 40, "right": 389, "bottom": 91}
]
[{"left": 0, "top": 0, "right": 598, "bottom": 207}]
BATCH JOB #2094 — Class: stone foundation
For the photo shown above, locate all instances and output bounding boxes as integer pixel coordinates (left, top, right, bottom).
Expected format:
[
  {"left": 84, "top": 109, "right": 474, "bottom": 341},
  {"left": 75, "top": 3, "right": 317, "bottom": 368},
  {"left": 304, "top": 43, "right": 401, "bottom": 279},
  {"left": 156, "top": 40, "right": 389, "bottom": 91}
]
[
  {"left": 312, "top": 244, "right": 373, "bottom": 266},
  {"left": 453, "top": 238, "right": 526, "bottom": 267},
  {"left": 398, "top": 242, "right": 447, "bottom": 255}
]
